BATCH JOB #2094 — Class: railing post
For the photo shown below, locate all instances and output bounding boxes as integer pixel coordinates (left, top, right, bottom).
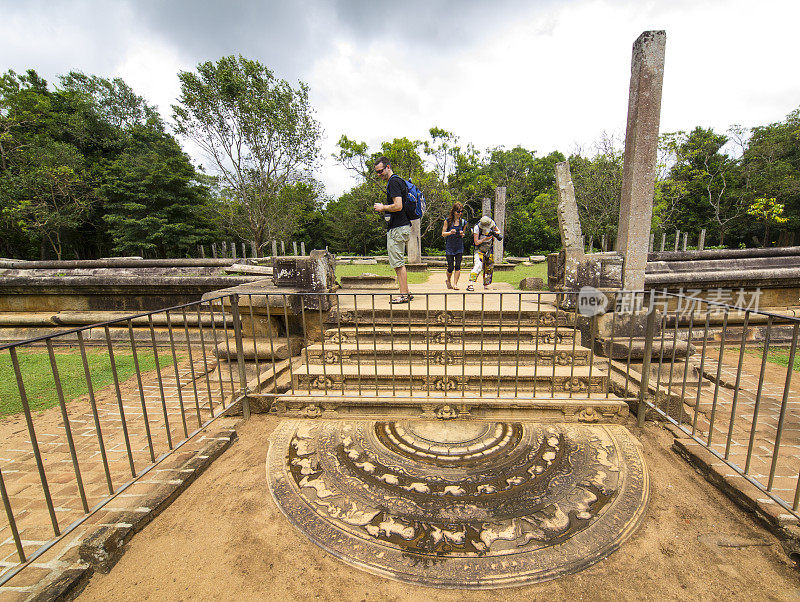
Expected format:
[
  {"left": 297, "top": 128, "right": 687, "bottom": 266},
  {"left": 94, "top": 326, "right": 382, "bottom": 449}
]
[
  {"left": 638, "top": 292, "right": 658, "bottom": 427},
  {"left": 230, "top": 294, "right": 251, "bottom": 419}
]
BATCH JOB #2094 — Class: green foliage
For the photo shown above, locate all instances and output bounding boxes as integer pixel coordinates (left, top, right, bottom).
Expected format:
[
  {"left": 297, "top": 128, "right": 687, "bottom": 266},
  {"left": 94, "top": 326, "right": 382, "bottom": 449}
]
[
  {"left": 0, "top": 68, "right": 215, "bottom": 259},
  {"left": 747, "top": 197, "right": 789, "bottom": 247},
  {"left": 324, "top": 183, "right": 386, "bottom": 255},
  {"left": 657, "top": 127, "right": 745, "bottom": 246},
  {"left": 569, "top": 135, "right": 623, "bottom": 246}
]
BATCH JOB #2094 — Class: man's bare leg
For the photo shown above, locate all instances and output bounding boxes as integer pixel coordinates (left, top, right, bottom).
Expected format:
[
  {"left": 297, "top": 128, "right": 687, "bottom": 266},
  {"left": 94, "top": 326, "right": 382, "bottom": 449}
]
[{"left": 395, "top": 266, "right": 409, "bottom": 295}]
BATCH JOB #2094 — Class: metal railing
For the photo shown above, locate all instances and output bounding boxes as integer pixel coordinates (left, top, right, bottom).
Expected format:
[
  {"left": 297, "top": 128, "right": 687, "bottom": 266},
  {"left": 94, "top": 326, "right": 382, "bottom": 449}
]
[
  {"left": 0, "top": 293, "right": 253, "bottom": 584},
  {"left": 247, "top": 290, "right": 625, "bottom": 405},
  {"left": 8, "top": 285, "right": 795, "bottom": 582},
  {"left": 630, "top": 290, "right": 800, "bottom": 519}
]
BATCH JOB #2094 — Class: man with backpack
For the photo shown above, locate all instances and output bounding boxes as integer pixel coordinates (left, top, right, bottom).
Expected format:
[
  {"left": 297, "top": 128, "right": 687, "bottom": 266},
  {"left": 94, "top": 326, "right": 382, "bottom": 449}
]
[{"left": 373, "top": 156, "right": 413, "bottom": 304}]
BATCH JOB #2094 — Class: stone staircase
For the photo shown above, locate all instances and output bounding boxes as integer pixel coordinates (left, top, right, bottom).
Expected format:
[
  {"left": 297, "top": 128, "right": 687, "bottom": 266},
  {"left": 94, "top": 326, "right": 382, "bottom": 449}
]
[{"left": 270, "top": 295, "right": 631, "bottom": 423}]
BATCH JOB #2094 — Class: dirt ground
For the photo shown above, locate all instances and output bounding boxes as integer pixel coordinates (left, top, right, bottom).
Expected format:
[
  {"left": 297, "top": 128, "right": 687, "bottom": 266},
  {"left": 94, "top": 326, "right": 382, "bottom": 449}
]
[{"left": 74, "top": 415, "right": 800, "bottom": 602}]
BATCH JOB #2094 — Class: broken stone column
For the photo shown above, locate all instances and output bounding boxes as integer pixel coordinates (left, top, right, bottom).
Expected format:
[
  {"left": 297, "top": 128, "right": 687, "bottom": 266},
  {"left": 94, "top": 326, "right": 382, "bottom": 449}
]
[
  {"left": 555, "top": 161, "right": 584, "bottom": 250},
  {"left": 493, "top": 186, "right": 507, "bottom": 263},
  {"left": 408, "top": 219, "right": 422, "bottom": 264},
  {"left": 615, "top": 30, "right": 666, "bottom": 290},
  {"left": 554, "top": 161, "right": 586, "bottom": 295}
]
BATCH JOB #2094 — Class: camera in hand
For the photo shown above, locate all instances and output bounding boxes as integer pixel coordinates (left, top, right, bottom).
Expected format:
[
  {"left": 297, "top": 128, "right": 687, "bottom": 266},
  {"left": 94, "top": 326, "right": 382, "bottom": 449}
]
[{"left": 491, "top": 231, "right": 503, "bottom": 241}]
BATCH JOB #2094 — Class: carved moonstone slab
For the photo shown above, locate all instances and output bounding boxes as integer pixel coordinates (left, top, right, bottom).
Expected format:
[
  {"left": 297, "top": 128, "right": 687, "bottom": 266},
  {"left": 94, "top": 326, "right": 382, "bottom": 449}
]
[{"left": 267, "top": 420, "right": 649, "bottom": 588}]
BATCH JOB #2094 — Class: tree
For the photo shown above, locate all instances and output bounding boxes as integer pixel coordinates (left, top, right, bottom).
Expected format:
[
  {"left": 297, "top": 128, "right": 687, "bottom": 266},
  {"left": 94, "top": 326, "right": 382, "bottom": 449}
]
[
  {"left": 569, "top": 134, "right": 623, "bottom": 249},
  {"left": 99, "top": 124, "right": 218, "bottom": 257},
  {"left": 324, "top": 183, "right": 386, "bottom": 255},
  {"left": 658, "top": 127, "right": 745, "bottom": 245},
  {"left": 741, "top": 108, "right": 800, "bottom": 238},
  {"left": 746, "top": 197, "right": 789, "bottom": 247},
  {"left": 172, "top": 56, "right": 322, "bottom": 252}
]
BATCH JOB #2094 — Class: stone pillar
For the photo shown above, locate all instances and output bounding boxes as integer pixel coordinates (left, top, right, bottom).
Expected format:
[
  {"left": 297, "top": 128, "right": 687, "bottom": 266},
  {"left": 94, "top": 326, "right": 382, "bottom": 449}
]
[
  {"left": 698, "top": 229, "right": 706, "bottom": 251},
  {"left": 293, "top": 241, "right": 298, "bottom": 256},
  {"left": 482, "top": 197, "right": 491, "bottom": 218},
  {"left": 615, "top": 30, "right": 666, "bottom": 290},
  {"left": 408, "top": 219, "right": 422, "bottom": 264},
  {"left": 554, "top": 161, "right": 584, "bottom": 250},
  {"left": 493, "top": 186, "right": 507, "bottom": 262},
  {"left": 301, "top": 241, "right": 306, "bottom": 256},
  {"left": 251, "top": 240, "right": 258, "bottom": 258},
  {"left": 211, "top": 243, "right": 218, "bottom": 258}
]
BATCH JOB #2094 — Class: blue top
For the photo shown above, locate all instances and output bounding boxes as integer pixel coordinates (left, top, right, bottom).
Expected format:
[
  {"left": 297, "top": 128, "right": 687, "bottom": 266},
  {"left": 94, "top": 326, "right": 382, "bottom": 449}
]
[{"left": 445, "top": 217, "right": 466, "bottom": 255}]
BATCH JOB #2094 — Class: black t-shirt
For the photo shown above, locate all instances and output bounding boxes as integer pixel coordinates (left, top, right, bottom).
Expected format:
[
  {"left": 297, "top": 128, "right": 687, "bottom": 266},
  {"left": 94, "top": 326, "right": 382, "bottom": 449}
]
[{"left": 386, "top": 175, "right": 411, "bottom": 230}]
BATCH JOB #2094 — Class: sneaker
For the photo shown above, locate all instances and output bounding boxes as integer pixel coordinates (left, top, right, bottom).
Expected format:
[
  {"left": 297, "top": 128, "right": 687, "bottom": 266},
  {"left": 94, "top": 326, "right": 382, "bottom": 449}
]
[
  {"left": 390, "top": 294, "right": 412, "bottom": 304},
  {"left": 466, "top": 284, "right": 474, "bottom": 292}
]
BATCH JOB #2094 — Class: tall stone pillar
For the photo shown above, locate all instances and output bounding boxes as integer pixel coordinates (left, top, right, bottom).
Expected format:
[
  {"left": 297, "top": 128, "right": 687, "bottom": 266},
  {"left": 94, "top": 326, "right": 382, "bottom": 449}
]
[
  {"left": 493, "top": 186, "right": 507, "bottom": 262},
  {"left": 615, "top": 30, "right": 666, "bottom": 290},
  {"left": 482, "top": 197, "right": 491, "bottom": 218},
  {"left": 407, "top": 219, "right": 422, "bottom": 264}
]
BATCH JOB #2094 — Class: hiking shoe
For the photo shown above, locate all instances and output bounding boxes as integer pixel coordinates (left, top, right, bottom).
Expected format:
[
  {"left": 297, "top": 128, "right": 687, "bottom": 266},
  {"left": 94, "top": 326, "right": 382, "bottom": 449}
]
[
  {"left": 390, "top": 295, "right": 412, "bottom": 304},
  {"left": 466, "top": 284, "right": 474, "bottom": 292}
]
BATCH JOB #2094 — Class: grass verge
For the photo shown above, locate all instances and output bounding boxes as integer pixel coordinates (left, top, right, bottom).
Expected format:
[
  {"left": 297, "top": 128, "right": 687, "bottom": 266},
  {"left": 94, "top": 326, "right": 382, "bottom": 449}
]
[
  {"left": 335, "top": 262, "right": 430, "bottom": 285},
  {"left": 739, "top": 346, "right": 800, "bottom": 372},
  {"left": 0, "top": 348, "right": 177, "bottom": 417},
  {"left": 489, "top": 262, "right": 549, "bottom": 289}
]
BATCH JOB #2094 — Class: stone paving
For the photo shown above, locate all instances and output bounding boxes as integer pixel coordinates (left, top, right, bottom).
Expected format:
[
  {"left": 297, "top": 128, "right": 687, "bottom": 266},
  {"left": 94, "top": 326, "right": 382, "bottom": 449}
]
[
  {"left": 653, "top": 345, "right": 800, "bottom": 517},
  {"left": 0, "top": 346, "right": 239, "bottom": 596}
]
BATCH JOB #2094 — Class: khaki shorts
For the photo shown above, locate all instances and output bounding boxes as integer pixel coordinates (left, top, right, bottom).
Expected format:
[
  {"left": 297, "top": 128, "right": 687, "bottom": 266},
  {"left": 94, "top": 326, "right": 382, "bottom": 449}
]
[{"left": 387, "top": 225, "right": 411, "bottom": 268}]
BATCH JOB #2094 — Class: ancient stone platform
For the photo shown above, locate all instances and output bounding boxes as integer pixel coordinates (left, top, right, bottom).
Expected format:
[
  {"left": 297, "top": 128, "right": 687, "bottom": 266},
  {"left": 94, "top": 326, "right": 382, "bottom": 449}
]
[{"left": 267, "top": 419, "right": 649, "bottom": 588}]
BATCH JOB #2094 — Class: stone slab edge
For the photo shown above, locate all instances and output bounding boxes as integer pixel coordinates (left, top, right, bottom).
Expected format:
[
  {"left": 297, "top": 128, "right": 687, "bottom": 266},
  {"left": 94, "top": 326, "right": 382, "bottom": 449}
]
[
  {"left": 24, "top": 428, "right": 238, "bottom": 601},
  {"left": 668, "top": 427, "right": 800, "bottom": 565}
]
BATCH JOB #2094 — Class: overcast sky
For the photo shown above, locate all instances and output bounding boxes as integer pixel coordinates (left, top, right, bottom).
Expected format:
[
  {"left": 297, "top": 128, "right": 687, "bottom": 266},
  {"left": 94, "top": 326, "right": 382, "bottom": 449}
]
[{"left": 2, "top": 0, "right": 799, "bottom": 197}]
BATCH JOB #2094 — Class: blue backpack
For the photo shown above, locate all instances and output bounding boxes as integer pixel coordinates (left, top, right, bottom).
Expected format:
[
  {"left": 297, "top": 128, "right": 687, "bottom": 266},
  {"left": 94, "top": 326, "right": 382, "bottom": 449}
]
[{"left": 391, "top": 175, "right": 425, "bottom": 221}]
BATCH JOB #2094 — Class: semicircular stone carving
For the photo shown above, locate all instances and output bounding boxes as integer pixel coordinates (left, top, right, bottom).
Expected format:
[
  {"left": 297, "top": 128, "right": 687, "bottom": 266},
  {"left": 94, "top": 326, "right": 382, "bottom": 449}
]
[{"left": 267, "top": 420, "right": 648, "bottom": 588}]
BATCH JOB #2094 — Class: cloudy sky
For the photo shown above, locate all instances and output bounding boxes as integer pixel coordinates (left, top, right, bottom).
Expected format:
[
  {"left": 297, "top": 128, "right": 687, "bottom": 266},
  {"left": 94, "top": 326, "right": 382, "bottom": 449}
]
[{"left": 2, "top": 0, "right": 799, "bottom": 197}]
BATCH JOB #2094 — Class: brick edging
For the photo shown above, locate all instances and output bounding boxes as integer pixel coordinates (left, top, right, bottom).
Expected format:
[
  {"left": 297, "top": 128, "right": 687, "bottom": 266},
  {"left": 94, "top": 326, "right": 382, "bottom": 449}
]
[
  {"left": 666, "top": 424, "right": 800, "bottom": 565},
  {"left": 27, "top": 428, "right": 238, "bottom": 601}
]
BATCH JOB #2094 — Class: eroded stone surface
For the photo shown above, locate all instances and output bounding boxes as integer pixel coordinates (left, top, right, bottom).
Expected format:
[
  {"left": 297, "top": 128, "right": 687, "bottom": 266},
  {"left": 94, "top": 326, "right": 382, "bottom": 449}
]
[{"left": 267, "top": 420, "right": 649, "bottom": 588}]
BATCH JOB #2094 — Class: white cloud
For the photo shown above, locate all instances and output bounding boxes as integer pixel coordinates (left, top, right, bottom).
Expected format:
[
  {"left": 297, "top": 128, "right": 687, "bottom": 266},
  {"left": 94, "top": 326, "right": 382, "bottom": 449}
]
[{"left": 2, "top": 0, "right": 799, "bottom": 199}]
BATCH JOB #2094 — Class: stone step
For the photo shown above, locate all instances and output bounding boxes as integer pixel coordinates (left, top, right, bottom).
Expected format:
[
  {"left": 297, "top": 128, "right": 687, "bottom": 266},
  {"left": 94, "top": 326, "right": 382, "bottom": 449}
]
[
  {"left": 268, "top": 392, "right": 628, "bottom": 423},
  {"left": 304, "top": 342, "right": 590, "bottom": 366},
  {"left": 323, "top": 325, "right": 576, "bottom": 345},
  {"left": 327, "top": 307, "right": 574, "bottom": 328},
  {"left": 291, "top": 363, "right": 608, "bottom": 394}
]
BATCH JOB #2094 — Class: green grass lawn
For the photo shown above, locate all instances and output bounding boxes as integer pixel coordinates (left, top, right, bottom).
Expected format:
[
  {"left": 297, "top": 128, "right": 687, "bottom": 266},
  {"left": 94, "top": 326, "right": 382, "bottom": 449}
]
[
  {"left": 490, "top": 261, "right": 549, "bottom": 289},
  {"left": 335, "top": 260, "right": 548, "bottom": 289},
  {"left": 335, "top": 262, "right": 430, "bottom": 285},
  {"left": 0, "top": 348, "right": 177, "bottom": 417},
  {"left": 739, "top": 346, "right": 800, "bottom": 372}
]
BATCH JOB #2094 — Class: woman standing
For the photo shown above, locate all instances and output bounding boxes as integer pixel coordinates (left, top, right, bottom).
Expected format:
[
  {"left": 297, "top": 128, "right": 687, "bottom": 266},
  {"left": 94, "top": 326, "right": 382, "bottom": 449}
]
[{"left": 442, "top": 202, "right": 466, "bottom": 289}]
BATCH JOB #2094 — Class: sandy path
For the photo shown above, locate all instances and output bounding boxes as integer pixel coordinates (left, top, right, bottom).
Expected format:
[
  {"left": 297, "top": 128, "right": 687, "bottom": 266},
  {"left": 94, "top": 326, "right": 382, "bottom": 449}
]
[{"left": 78, "top": 415, "right": 800, "bottom": 601}]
